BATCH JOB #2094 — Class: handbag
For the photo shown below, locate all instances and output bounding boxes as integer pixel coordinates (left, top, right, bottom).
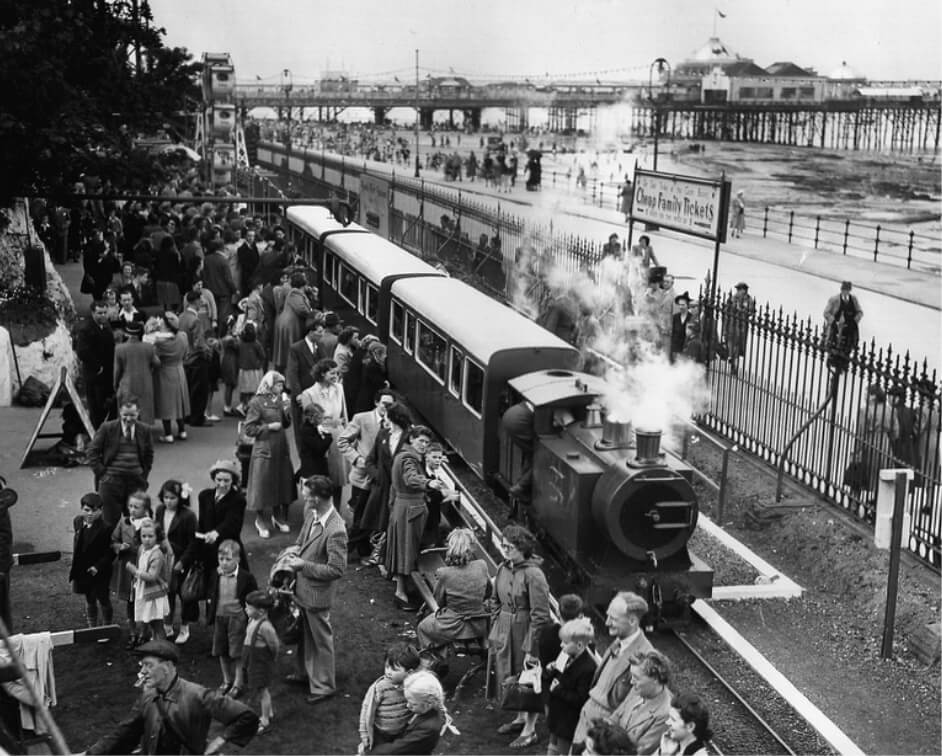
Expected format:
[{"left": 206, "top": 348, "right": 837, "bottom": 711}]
[
  {"left": 179, "top": 562, "right": 206, "bottom": 603},
  {"left": 80, "top": 272, "right": 95, "bottom": 294},
  {"left": 499, "top": 660, "right": 543, "bottom": 712}
]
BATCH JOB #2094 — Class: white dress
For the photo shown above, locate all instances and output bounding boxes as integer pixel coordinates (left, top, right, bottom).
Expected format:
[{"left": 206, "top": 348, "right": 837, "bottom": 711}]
[{"left": 133, "top": 545, "right": 170, "bottom": 623}]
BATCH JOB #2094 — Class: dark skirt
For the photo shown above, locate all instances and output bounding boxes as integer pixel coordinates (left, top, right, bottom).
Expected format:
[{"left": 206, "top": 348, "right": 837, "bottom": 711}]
[{"left": 384, "top": 499, "right": 427, "bottom": 577}]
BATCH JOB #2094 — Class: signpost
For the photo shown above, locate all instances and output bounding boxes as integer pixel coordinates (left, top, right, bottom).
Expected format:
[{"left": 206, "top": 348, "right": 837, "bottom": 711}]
[
  {"left": 359, "top": 174, "right": 391, "bottom": 237},
  {"left": 627, "top": 168, "right": 731, "bottom": 298}
]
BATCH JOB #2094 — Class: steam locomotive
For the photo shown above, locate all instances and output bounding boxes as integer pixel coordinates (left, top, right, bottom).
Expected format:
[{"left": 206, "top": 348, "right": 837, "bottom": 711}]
[{"left": 284, "top": 205, "right": 713, "bottom": 622}]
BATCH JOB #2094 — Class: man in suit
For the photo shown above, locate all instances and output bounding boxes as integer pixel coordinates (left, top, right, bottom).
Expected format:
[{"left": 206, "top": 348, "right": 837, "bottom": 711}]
[
  {"left": 201, "top": 239, "right": 237, "bottom": 337},
  {"left": 336, "top": 389, "right": 396, "bottom": 556},
  {"left": 571, "top": 591, "right": 654, "bottom": 751},
  {"left": 86, "top": 394, "right": 155, "bottom": 527},
  {"left": 669, "top": 292, "right": 692, "bottom": 364},
  {"left": 286, "top": 318, "right": 329, "bottom": 446},
  {"left": 76, "top": 300, "right": 116, "bottom": 428},
  {"left": 284, "top": 475, "right": 347, "bottom": 704},
  {"left": 236, "top": 227, "right": 260, "bottom": 299},
  {"left": 823, "top": 280, "right": 864, "bottom": 352}
]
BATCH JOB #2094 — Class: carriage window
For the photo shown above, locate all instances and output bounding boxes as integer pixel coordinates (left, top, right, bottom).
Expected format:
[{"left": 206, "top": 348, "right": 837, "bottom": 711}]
[
  {"left": 323, "top": 253, "right": 336, "bottom": 289},
  {"left": 449, "top": 347, "right": 464, "bottom": 397},
  {"left": 390, "top": 301, "right": 404, "bottom": 344},
  {"left": 365, "top": 284, "right": 379, "bottom": 324},
  {"left": 416, "top": 321, "right": 447, "bottom": 384},
  {"left": 404, "top": 311, "right": 416, "bottom": 354},
  {"left": 464, "top": 359, "right": 484, "bottom": 416},
  {"left": 338, "top": 264, "right": 358, "bottom": 305}
]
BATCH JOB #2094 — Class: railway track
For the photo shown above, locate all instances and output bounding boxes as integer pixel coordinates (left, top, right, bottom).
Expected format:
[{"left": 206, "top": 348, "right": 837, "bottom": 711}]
[{"left": 428, "top": 458, "right": 838, "bottom": 756}]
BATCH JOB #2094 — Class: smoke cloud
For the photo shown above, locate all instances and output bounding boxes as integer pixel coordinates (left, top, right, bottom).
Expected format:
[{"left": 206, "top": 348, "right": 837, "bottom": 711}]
[{"left": 510, "top": 233, "right": 711, "bottom": 443}]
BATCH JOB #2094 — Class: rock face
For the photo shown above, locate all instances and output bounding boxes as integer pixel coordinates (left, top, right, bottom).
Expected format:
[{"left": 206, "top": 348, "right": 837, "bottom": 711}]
[{"left": 0, "top": 201, "right": 77, "bottom": 406}]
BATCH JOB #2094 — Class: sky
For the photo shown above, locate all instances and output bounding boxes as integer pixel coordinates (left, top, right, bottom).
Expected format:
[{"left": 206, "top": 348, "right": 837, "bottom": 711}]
[{"left": 148, "top": 0, "right": 941, "bottom": 84}]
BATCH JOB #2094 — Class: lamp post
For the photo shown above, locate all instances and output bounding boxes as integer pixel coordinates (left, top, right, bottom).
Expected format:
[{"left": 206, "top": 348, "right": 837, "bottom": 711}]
[
  {"left": 282, "top": 68, "right": 293, "bottom": 156},
  {"left": 414, "top": 49, "right": 421, "bottom": 178},
  {"left": 648, "top": 57, "right": 671, "bottom": 171}
]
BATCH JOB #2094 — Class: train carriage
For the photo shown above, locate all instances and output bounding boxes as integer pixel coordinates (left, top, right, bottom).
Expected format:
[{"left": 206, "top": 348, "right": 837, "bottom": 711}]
[
  {"left": 386, "top": 276, "right": 580, "bottom": 477},
  {"left": 285, "top": 205, "right": 444, "bottom": 336}
]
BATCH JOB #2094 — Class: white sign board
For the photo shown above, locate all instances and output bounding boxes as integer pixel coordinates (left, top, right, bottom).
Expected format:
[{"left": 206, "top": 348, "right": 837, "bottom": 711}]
[
  {"left": 359, "top": 174, "right": 390, "bottom": 237},
  {"left": 632, "top": 169, "right": 729, "bottom": 241}
]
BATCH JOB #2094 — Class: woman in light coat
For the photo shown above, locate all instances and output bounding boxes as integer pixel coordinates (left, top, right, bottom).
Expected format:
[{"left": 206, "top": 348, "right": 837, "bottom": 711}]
[
  {"left": 243, "top": 371, "right": 294, "bottom": 538},
  {"left": 490, "top": 524, "right": 551, "bottom": 749}
]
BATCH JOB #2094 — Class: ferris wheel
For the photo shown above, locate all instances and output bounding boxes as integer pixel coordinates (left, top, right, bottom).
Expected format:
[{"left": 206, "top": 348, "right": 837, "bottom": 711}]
[{"left": 194, "top": 52, "right": 249, "bottom": 187}]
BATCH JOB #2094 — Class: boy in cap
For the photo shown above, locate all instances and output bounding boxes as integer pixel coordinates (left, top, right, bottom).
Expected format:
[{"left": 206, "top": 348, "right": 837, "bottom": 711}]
[
  {"left": 86, "top": 639, "right": 259, "bottom": 755},
  {"left": 243, "top": 589, "right": 280, "bottom": 735}
]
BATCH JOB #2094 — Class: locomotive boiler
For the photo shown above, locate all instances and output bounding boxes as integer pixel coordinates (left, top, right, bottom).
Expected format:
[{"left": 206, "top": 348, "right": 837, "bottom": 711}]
[{"left": 498, "top": 369, "right": 713, "bottom": 626}]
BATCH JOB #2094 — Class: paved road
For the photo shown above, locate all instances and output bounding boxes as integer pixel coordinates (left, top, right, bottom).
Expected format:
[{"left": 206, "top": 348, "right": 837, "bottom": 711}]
[{"left": 370, "top": 157, "right": 942, "bottom": 369}]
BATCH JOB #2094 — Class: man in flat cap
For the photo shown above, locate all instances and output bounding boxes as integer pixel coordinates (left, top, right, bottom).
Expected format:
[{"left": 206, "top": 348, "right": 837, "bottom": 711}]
[
  {"left": 86, "top": 639, "right": 258, "bottom": 755},
  {"left": 823, "top": 280, "right": 863, "bottom": 352}
]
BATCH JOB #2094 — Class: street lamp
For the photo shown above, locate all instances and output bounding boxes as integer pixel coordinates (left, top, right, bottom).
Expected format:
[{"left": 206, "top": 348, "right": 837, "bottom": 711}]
[
  {"left": 648, "top": 57, "right": 671, "bottom": 171},
  {"left": 281, "top": 68, "right": 293, "bottom": 156},
  {"left": 414, "top": 49, "right": 421, "bottom": 178}
]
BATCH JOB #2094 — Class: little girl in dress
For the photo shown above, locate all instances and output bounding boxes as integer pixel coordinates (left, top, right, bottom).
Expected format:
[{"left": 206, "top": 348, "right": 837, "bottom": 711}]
[{"left": 125, "top": 517, "right": 170, "bottom": 644}]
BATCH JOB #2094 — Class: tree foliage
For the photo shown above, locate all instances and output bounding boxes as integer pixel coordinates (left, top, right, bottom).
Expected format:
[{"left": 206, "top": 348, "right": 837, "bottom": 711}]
[{"left": 0, "top": 0, "right": 201, "bottom": 204}]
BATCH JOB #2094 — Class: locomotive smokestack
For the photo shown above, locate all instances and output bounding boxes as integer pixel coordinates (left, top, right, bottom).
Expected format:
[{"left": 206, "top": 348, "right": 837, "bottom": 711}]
[
  {"left": 601, "top": 415, "right": 632, "bottom": 448},
  {"left": 635, "top": 428, "right": 663, "bottom": 463}
]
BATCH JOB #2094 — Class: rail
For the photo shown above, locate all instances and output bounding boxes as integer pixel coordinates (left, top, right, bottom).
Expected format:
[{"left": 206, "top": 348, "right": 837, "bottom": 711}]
[{"left": 671, "top": 629, "right": 797, "bottom": 756}]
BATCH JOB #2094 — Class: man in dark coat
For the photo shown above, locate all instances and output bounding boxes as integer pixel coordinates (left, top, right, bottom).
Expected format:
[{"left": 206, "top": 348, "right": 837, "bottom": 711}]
[
  {"left": 669, "top": 292, "right": 692, "bottom": 364},
  {"left": 86, "top": 394, "right": 154, "bottom": 527},
  {"left": 286, "top": 318, "right": 329, "bottom": 447},
  {"left": 201, "top": 239, "right": 237, "bottom": 337},
  {"left": 69, "top": 492, "right": 114, "bottom": 627},
  {"left": 236, "top": 227, "right": 261, "bottom": 298},
  {"left": 86, "top": 639, "right": 258, "bottom": 755},
  {"left": 76, "top": 300, "right": 117, "bottom": 427}
]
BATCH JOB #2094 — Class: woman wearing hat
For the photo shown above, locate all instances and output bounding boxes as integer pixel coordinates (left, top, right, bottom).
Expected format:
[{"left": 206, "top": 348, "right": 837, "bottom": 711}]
[
  {"left": 179, "top": 459, "right": 249, "bottom": 597},
  {"left": 150, "top": 312, "right": 191, "bottom": 443},
  {"left": 113, "top": 320, "right": 159, "bottom": 426},
  {"left": 244, "top": 371, "right": 295, "bottom": 538}
]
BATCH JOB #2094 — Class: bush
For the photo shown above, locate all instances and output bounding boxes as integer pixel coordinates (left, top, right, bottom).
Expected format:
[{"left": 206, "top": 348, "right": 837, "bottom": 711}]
[{"left": 0, "top": 283, "right": 59, "bottom": 345}]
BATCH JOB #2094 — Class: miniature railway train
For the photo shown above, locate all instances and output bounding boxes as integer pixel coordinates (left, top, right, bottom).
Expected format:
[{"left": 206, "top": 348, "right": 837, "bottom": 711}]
[{"left": 285, "top": 205, "right": 713, "bottom": 624}]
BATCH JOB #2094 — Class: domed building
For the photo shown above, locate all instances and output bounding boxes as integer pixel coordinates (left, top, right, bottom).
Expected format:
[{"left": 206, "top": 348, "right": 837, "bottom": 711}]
[{"left": 825, "top": 61, "right": 867, "bottom": 99}]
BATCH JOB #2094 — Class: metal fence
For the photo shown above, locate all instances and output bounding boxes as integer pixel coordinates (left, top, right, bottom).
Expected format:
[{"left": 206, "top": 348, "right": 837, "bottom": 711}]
[
  {"left": 758, "top": 207, "right": 940, "bottom": 273},
  {"left": 253, "top": 142, "right": 942, "bottom": 570},
  {"left": 700, "top": 295, "right": 940, "bottom": 567}
]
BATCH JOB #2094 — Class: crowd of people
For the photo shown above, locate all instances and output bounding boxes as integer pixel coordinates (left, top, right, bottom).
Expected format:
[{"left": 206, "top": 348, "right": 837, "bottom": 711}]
[{"left": 47, "top": 169, "right": 717, "bottom": 753}]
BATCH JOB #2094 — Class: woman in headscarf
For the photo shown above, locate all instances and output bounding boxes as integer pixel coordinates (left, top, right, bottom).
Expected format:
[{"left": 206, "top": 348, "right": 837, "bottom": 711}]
[{"left": 243, "top": 371, "right": 295, "bottom": 538}]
